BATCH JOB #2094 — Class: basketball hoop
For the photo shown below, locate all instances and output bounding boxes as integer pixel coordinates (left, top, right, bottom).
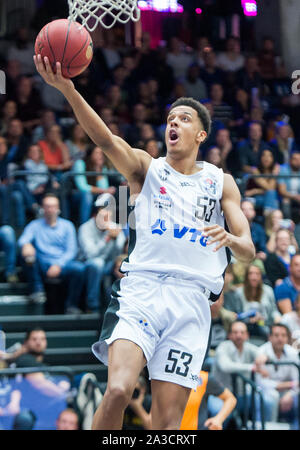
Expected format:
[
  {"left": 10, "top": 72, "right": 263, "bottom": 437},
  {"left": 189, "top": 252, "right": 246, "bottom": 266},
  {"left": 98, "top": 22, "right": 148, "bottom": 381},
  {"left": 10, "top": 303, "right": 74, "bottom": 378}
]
[{"left": 68, "top": 0, "right": 140, "bottom": 31}]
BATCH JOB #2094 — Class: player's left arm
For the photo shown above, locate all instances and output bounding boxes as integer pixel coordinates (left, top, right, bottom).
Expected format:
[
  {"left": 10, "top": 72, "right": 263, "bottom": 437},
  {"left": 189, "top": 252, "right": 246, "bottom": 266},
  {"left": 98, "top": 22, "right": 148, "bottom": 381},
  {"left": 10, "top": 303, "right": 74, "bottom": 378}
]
[{"left": 203, "top": 174, "right": 255, "bottom": 263}]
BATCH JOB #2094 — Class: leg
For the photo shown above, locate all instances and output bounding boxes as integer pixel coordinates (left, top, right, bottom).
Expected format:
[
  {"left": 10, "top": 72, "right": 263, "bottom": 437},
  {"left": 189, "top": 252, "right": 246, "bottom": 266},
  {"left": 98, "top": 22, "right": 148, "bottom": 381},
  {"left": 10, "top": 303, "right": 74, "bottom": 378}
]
[
  {"left": 85, "top": 258, "right": 105, "bottom": 311},
  {"left": 21, "top": 256, "right": 45, "bottom": 294},
  {"left": 0, "top": 225, "right": 17, "bottom": 278},
  {"left": 0, "top": 185, "right": 10, "bottom": 225},
  {"left": 78, "top": 191, "right": 93, "bottom": 225},
  {"left": 92, "top": 339, "right": 146, "bottom": 430},
  {"left": 150, "top": 380, "right": 191, "bottom": 430},
  {"left": 60, "top": 260, "right": 85, "bottom": 311}
]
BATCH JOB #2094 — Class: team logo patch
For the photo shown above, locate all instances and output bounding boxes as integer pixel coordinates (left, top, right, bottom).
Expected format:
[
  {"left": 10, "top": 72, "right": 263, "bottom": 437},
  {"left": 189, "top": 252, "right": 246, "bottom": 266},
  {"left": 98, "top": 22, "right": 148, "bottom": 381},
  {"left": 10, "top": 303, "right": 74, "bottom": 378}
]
[
  {"left": 151, "top": 219, "right": 167, "bottom": 235},
  {"left": 203, "top": 178, "right": 217, "bottom": 195},
  {"left": 160, "top": 187, "right": 167, "bottom": 194},
  {"left": 158, "top": 168, "right": 170, "bottom": 181}
]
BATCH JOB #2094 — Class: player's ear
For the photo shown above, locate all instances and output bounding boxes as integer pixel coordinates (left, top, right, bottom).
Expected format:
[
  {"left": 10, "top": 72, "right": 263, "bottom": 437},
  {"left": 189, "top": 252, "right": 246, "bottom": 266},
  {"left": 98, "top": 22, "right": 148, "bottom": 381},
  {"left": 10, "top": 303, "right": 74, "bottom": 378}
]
[{"left": 196, "top": 130, "right": 207, "bottom": 144}]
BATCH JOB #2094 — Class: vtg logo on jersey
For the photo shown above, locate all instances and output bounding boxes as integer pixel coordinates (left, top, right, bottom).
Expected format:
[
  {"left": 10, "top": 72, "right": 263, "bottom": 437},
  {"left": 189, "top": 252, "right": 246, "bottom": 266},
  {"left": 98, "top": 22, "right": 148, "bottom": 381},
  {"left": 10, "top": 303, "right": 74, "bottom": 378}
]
[
  {"left": 151, "top": 219, "right": 208, "bottom": 247},
  {"left": 203, "top": 178, "right": 217, "bottom": 196}
]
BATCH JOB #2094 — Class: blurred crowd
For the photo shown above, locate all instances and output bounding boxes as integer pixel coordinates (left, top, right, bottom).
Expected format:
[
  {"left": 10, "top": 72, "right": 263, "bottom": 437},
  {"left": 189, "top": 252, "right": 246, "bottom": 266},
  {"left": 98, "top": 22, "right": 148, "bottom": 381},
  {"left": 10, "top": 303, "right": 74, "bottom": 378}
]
[{"left": 0, "top": 18, "right": 300, "bottom": 429}]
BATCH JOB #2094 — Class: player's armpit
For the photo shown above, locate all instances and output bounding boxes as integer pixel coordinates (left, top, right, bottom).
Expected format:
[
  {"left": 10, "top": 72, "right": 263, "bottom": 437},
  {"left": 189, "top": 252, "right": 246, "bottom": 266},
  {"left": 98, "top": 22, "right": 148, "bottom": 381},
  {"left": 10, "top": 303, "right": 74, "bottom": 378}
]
[
  {"left": 221, "top": 174, "right": 255, "bottom": 263},
  {"left": 104, "top": 135, "right": 152, "bottom": 182}
]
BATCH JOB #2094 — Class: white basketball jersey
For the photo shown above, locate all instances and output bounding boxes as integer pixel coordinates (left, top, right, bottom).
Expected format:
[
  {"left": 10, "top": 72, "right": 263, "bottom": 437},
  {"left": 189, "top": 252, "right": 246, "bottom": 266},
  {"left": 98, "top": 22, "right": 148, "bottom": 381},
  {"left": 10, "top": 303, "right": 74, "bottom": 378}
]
[{"left": 121, "top": 157, "right": 230, "bottom": 299}]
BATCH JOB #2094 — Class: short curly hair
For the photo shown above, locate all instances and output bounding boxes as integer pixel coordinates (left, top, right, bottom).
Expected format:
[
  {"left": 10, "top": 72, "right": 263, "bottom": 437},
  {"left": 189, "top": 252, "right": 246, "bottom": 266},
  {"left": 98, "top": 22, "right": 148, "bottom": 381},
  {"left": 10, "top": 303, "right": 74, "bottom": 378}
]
[{"left": 170, "top": 97, "right": 212, "bottom": 139}]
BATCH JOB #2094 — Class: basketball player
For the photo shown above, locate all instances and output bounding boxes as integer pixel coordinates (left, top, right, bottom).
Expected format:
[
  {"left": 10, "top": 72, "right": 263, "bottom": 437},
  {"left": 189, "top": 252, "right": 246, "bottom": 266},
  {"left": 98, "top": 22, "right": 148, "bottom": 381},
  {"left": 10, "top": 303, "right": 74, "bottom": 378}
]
[{"left": 34, "top": 55, "right": 255, "bottom": 430}]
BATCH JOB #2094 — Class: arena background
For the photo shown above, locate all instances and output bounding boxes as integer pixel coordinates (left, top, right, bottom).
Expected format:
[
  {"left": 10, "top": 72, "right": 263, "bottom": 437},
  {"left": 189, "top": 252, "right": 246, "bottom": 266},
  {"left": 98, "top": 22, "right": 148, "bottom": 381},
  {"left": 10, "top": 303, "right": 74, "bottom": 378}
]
[{"left": 0, "top": 0, "right": 300, "bottom": 431}]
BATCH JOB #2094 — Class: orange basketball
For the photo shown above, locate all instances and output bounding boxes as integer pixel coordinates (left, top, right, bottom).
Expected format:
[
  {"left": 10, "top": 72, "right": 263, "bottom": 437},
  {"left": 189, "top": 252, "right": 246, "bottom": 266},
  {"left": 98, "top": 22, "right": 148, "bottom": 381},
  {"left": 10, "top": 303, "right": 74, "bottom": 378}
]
[{"left": 35, "top": 19, "right": 93, "bottom": 79}]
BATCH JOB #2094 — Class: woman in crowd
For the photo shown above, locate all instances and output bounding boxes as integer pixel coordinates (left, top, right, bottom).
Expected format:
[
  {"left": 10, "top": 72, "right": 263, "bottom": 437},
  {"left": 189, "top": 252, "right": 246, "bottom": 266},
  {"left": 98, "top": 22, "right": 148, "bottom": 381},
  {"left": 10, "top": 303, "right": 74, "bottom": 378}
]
[
  {"left": 244, "top": 148, "right": 279, "bottom": 212},
  {"left": 65, "top": 123, "right": 90, "bottom": 163},
  {"left": 225, "top": 264, "right": 281, "bottom": 339},
  {"left": 73, "top": 146, "right": 116, "bottom": 224}
]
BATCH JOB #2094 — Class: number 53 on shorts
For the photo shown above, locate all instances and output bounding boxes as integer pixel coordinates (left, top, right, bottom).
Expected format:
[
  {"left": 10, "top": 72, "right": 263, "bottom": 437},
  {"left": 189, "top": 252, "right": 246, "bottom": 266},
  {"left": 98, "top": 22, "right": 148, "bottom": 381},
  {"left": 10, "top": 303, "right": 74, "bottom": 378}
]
[{"left": 165, "top": 349, "right": 193, "bottom": 377}]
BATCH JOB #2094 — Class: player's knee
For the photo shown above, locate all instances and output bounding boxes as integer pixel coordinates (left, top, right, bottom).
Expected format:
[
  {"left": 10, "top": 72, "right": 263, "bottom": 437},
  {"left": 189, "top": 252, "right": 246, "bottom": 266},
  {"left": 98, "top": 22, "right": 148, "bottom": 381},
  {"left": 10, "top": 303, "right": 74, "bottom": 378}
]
[{"left": 105, "top": 384, "right": 132, "bottom": 409}]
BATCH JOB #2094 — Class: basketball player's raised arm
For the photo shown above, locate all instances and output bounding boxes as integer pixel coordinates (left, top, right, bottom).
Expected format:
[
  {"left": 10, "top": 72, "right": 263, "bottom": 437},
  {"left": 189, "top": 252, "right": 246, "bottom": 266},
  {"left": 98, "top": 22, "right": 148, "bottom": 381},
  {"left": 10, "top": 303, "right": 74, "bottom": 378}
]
[
  {"left": 33, "top": 55, "right": 151, "bottom": 181},
  {"left": 204, "top": 174, "right": 255, "bottom": 263}
]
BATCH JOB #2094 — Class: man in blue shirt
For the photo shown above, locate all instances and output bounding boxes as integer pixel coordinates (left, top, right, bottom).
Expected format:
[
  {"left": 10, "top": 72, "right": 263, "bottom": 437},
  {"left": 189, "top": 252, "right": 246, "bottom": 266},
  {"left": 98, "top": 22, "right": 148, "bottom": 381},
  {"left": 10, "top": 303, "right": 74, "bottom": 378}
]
[
  {"left": 18, "top": 193, "right": 85, "bottom": 313},
  {"left": 274, "top": 253, "right": 300, "bottom": 314}
]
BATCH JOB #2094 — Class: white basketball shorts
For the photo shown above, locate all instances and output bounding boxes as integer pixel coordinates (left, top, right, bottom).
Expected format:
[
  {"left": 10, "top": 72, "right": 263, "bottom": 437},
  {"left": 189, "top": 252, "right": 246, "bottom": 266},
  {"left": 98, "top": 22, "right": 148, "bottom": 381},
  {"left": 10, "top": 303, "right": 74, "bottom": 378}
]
[{"left": 92, "top": 271, "right": 212, "bottom": 390}]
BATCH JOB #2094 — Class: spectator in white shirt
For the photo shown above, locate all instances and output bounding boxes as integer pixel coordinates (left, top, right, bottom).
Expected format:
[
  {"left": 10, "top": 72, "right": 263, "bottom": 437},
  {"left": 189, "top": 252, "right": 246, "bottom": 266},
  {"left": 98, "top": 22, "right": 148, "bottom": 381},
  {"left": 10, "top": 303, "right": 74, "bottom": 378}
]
[{"left": 217, "top": 36, "right": 245, "bottom": 73}]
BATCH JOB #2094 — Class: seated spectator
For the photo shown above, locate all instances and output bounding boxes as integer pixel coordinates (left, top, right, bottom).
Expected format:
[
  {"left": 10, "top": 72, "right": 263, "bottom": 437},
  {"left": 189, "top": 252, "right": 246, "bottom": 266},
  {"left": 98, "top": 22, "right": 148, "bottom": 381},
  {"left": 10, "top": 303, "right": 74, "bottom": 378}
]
[
  {"left": 0, "top": 137, "right": 10, "bottom": 225},
  {"left": 274, "top": 253, "right": 300, "bottom": 314},
  {"left": 0, "top": 225, "right": 18, "bottom": 283},
  {"left": 65, "top": 123, "right": 90, "bottom": 163},
  {"left": 180, "top": 369, "right": 236, "bottom": 430},
  {"left": 125, "top": 103, "right": 149, "bottom": 147},
  {"left": 241, "top": 200, "right": 267, "bottom": 261},
  {"left": 199, "top": 100, "right": 226, "bottom": 156},
  {"left": 225, "top": 264, "right": 281, "bottom": 339},
  {"left": 211, "top": 321, "right": 276, "bottom": 423},
  {"left": 281, "top": 293, "right": 300, "bottom": 348},
  {"left": 5, "top": 118, "right": 29, "bottom": 164},
  {"left": 166, "top": 37, "right": 193, "bottom": 81},
  {"left": 78, "top": 194, "right": 126, "bottom": 312},
  {"left": 143, "top": 138, "right": 161, "bottom": 159},
  {"left": 278, "top": 151, "right": 300, "bottom": 224},
  {"left": 23, "top": 144, "right": 53, "bottom": 205},
  {"left": 12, "top": 327, "right": 70, "bottom": 430},
  {"left": 236, "top": 55, "right": 263, "bottom": 94},
  {"left": 38, "top": 125, "right": 72, "bottom": 182},
  {"left": 193, "top": 36, "right": 211, "bottom": 68},
  {"left": 183, "top": 64, "right": 207, "bottom": 101},
  {"left": 216, "top": 36, "right": 245, "bottom": 73},
  {"left": 269, "top": 122, "right": 299, "bottom": 165},
  {"left": 257, "top": 37, "right": 283, "bottom": 82},
  {"left": 7, "top": 27, "right": 35, "bottom": 76},
  {"left": 72, "top": 146, "right": 116, "bottom": 225},
  {"left": 56, "top": 408, "right": 80, "bottom": 430},
  {"left": 265, "top": 228, "right": 298, "bottom": 288},
  {"left": 18, "top": 193, "right": 85, "bottom": 313},
  {"left": 209, "top": 83, "right": 233, "bottom": 127},
  {"left": 244, "top": 149, "right": 279, "bottom": 212},
  {"left": 12, "top": 76, "right": 43, "bottom": 131},
  {"left": 31, "top": 109, "right": 56, "bottom": 144},
  {"left": 200, "top": 50, "right": 225, "bottom": 90},
  {"left": 0, "top": 100, "right": 18, "bottom": 135},
  {"left": 205, "top": 146, "right": 223, "bottom": 169},
  {"left": 255, "top": 324, "right": 299, "bottom": 429},
  {"left": 237, "top": 121, "right": 268, "bottom": 175},
  {"left": 5, "top": 60, "right": 21, "bottom": 99},
  {"left": 231, "top": 88, "right": 250, "bottom": 137}
]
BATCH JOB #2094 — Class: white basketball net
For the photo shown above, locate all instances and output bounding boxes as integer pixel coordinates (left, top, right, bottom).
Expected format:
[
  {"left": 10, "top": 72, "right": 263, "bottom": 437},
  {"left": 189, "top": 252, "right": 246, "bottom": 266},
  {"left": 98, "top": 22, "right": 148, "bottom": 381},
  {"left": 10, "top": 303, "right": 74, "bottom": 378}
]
[{"left": 68, "top": 0, "right": 140, "bottom": 31}]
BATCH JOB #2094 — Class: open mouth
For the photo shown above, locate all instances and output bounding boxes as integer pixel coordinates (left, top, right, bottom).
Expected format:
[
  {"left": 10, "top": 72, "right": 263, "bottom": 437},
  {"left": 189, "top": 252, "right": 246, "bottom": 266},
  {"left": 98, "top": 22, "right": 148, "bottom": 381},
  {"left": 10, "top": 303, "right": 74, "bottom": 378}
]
[{"left": 169, "top": 129, "right": 179, "bottom": 144}]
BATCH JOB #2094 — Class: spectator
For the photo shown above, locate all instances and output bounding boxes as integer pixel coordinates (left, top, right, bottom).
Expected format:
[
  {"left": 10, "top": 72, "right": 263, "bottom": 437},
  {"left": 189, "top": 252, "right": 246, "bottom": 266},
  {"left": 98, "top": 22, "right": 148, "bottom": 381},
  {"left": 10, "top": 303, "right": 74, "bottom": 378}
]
[
  {"left": 211, "top": 321, "right": 276, "bottom": 423},
  {"left": 244, "top": 149, "right": 279, "bottom": 212},
  {"left": 5, "top": 60, "right": 21, "bottom": 99},
  {"left": 231, "top": 88, "right": 250, "bottom": 137},
  {"left": 209, "top": 83, "right": 233, "bottom": 127},
  {"left": 265, "top": 228, "right": 297, "bottom": 288},
  {"left": 193, "top": 36, "right": 211, "bottom": 68},
  {"left": 0, "top": 137, "right": 10, "bottom": 225},
  {"left": 257, "top": 37, "right": 282, "bottom": 82},
  {"left": 278, "top": 151, "right": 300, "bottom": 224},
  {"left": 124, "top": 375, "right": 152, "bottom": 430},
  {"left": 180, "top": 370, "right": 237, "bottom": 430},
  {"left": 72, "top": 146, "right": 116, "bottom": 225},
  {"left": 125, "top": 103, "right": 148, "bottom": 147},
  {"left": 12, "top": 76, "right": 43, "bottom": 131},
  {"left": 183, "top": 64, "right": 207, "bottom": 101},
  {"left": 38, "top": 124, "right": 72, "bottom": 181},
  {"left": 18, "top": 193, "right": 85, "bottom": 313},
  {"left": 281, "top": 293, "right": 300, "bottom": 348},
  {"left": 269, "top": 122, "right": 299, "bottom": 165},
  {"left": 241, "top": 200, "right": 267, "bottom": 261},
  {"left": 7, "top": 28, "right": 35, "bottom": 76},
  {"left": 236, "top": 55, "right": 263, "bottom": 94},
  {"left": 274, "top": 253, "right": 300, "bottom": 314},
  {"left": 255, "top": 324, "right": 299, "bottom": 428},
  {"left": 200, "top": 50, "right": 225, "bottom": 89},
  {"left": 205, "top": 146, "right": 223, "bottom": 169},
  {"left": 0, "top": 225, "right": 18, "bottom": 283},
  {"left": 166, "top": 37, "right": 193, "bottom": 80},
  {"left": 0, "top": 100, "right": 18, "bottom": 135},
  {"left": 266, "top": 209, "right": 287, "bottom": 252},
  {"left": 56, "top": 408, "right": 80, "bottom": 430},
  {"left": 31, "top": 109, "right": 56, "bottom": 144},
  {"left": 214, "top": 128, "right": 238, "bottom": 174},
  {"left": 216, "top": 36, "right": 245, "bottom": 73},
  {"left": 225, "top": 264, "right": 281, "bottom": 339},
  {"left": 237, "top": 121, "right": 268, "bottom": 175},
  {"left": 12, "top": 327, "right": 70, "bottom": 430},
  {"left": 23, "top": 144, "right": 52, "bottom": 205},
  {"left": 5, "top": 118, "right": 29, "bottom": 164},
  {"left": 65, "top": 123, "right": 90, "bottom": 163},
  {"left": 78, "top": 194, "right": 126, "bottom": 312},
  {"left": 143, "top": 139, "right": 161, "bottom": 159}
]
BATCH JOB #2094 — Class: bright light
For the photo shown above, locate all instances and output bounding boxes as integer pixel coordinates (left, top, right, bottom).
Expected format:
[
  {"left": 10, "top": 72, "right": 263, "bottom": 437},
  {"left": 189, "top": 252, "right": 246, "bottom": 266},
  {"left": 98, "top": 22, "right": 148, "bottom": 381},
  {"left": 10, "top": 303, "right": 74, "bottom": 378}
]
[
  {"left": 138, "top": 0, "right": 183, "bottom": 12},
  {"left": 241, "top": 0, "right": 257, "bottom": 16},
  {"left": 195, "top": 8, "right": 202, "bottom": 14}
]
